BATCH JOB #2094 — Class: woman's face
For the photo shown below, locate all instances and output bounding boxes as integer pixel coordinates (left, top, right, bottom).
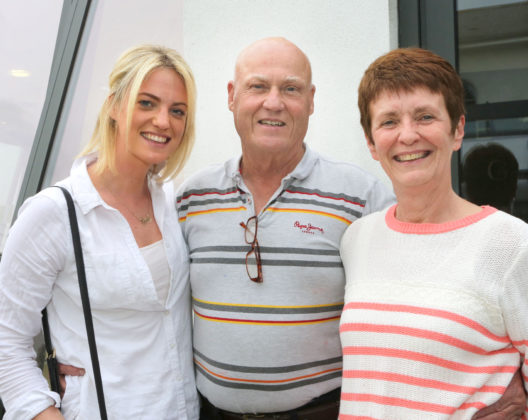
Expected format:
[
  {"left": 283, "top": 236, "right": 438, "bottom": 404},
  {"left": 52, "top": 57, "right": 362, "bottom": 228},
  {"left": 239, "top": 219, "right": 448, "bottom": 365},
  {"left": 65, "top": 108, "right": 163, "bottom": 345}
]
[
  {"left": 367, "top": 87, "right": 464, "bottom": 194},
  {"left": 113, "top": 67, "right": 188, "bottom": 171}
]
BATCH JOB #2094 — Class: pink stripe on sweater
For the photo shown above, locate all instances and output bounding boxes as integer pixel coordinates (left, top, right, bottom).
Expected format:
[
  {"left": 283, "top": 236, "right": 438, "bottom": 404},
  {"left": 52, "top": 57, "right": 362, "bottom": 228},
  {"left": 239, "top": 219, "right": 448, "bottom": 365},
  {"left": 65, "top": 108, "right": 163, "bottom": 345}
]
[
  {"left": 341, "top": 393, "right": 456, "bottom": 414},
  {"left": 340, "top": 323, "right": 517, "bottom": 356},
  {"left": 343, "top": 302, "right": 510, "bottom": 343},
  {"left": 342, "top": 370, "right": 506, "bottom": 394},
  {"left": 343, "top": 346, "right": 518, "bottom": 374},
  {"left": 385, "top": 204, "right": 497, "bottom": 234}
]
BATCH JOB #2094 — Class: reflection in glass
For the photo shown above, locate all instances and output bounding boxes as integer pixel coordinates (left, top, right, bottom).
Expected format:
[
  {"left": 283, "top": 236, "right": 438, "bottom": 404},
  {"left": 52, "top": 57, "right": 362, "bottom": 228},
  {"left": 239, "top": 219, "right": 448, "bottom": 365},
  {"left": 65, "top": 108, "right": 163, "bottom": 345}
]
[
  {"left": 0, "top": 1, "right": 62, "bottom": 252},
  {"left": 457, "top": 0, "right": 528, "bottom": 223}
]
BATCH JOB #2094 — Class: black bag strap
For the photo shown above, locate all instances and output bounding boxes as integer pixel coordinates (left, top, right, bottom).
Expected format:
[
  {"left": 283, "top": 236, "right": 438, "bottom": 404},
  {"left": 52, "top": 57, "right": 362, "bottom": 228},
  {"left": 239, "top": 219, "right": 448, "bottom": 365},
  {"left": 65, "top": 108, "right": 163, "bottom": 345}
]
[
  {"left": 52, "top": 186, "right": 108, "bottom": 420},
  {"left": 41, "top": 307, "right": 61, "bottom": 394}
]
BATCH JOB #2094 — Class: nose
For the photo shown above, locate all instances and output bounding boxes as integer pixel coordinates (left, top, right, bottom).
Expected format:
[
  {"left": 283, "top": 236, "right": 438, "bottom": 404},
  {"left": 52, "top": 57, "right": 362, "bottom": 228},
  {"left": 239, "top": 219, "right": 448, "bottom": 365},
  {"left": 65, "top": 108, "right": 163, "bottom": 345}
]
[
  {"left": 398, "top": 119, "right": 420, "bottom": 145},
  {"left": 153, "top": 108, "right": 170, "bottom": 129},
  {"left": 263, "top": 87, "right": 284, "bottom": 111}
]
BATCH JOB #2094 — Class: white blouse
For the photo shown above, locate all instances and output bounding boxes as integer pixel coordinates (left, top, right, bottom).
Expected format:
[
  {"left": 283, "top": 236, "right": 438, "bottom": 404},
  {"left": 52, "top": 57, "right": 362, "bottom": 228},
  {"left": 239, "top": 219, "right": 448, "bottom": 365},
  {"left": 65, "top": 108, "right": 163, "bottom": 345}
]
[
  {"left": 0, "top": 155, "right": 199, "bottom": 420},
  {"left": 140, "top": 239, "right": 171, "bottom": 305}
]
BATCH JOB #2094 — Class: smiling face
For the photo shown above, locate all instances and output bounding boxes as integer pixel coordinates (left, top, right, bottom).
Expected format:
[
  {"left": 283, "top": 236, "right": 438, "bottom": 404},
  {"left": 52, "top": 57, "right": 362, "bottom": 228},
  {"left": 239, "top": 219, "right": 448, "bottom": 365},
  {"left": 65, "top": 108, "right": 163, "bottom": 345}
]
[
  {"left": 368, "top": 87, "right": 464, "bottom": 194},
  {"left": 113, "top": 67, "right": 188, "bottom": 171},
  {"left": 228, "top": 38, "right": 315, "bottom": 158}
]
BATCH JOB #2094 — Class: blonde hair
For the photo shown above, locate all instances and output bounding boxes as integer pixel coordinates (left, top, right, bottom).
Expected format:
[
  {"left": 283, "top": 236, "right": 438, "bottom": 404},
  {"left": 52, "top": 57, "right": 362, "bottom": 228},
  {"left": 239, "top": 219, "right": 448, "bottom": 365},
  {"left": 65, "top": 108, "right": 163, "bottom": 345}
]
[{"left": 80, "top": 44, "right": 196, "bottom": 182}]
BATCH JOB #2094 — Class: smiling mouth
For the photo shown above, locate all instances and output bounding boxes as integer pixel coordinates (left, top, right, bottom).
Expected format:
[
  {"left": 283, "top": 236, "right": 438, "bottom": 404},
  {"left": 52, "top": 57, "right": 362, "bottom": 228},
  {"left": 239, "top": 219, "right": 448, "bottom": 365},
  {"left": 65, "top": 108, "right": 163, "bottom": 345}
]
[
  {"left": 142, "top": 132, "right": 170, "bottom": 144},
  {"left": 259, "top": 119, "right": 285, "bottom": 127},
  {"left": 395, "top": 151, "right": 431, "bottom": 162}
]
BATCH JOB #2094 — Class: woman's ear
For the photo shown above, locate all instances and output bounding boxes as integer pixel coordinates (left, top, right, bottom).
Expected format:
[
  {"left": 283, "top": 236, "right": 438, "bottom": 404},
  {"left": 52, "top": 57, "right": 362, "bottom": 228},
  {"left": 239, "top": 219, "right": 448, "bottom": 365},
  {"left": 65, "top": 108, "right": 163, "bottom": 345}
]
[
  {"left": 366, "top": 135, "right": 379, "bottom": 161},
  {"left": 108, "top": 94, "right": 118, "bottom": 121},
  {"left": 452, "top": 115, "right": 465, "bottom": 151}
]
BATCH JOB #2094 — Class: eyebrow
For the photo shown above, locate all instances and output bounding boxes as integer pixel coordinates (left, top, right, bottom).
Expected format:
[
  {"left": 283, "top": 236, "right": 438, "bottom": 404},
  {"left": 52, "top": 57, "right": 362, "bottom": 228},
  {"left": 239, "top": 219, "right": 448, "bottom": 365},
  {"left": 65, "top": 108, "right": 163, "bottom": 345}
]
[
  {"left": 138, "top": 92, "right": 187, "bottom": 107},
  {"left": 246, "top": 75, "right": 306, "bottom": 85}
]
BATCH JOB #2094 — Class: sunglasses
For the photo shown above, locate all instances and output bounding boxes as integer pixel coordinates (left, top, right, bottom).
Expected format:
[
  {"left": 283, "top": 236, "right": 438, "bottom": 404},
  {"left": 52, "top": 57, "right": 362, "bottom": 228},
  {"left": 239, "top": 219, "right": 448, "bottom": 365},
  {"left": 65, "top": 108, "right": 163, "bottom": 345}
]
[{"left": 239, "top": 216, "right": 263, "bottom": 283}]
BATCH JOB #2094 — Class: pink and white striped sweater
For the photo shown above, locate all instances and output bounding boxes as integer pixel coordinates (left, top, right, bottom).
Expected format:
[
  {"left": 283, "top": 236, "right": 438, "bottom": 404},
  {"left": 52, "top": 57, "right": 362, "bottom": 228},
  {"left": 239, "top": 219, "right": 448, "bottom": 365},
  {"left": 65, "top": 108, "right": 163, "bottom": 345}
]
[{"left": 339, "top": 205, "right": 528, "bottom": 419}]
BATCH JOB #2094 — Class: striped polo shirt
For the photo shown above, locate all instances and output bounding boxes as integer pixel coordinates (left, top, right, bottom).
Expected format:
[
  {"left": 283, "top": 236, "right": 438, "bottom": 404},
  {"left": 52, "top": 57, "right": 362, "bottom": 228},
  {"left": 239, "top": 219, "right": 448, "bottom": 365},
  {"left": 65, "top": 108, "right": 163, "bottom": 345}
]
[{"left": 176, "top": 146, "right": 394, "bottom": 413}]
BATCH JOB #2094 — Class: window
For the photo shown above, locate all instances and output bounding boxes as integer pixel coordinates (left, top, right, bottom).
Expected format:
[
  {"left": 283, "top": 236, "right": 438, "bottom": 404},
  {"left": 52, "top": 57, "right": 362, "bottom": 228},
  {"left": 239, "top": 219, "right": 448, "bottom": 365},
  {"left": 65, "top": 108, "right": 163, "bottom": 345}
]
[
  {"left": 0, "top": 1, "right": 63, "bottom": 252},
  {"left": 458, "top": 0, "right": 528, "bottom": 221},
  {"left": 399, "top": 0, "right": 528, "bottom": 222}
]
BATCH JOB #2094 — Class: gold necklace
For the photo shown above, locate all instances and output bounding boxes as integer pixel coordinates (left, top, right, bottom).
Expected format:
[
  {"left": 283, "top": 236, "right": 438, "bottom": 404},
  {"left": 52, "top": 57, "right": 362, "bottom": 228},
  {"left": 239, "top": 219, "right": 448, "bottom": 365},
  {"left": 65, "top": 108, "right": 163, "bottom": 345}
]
[{"left": 108, "top": 187, "right": 153, "bottom": 225}]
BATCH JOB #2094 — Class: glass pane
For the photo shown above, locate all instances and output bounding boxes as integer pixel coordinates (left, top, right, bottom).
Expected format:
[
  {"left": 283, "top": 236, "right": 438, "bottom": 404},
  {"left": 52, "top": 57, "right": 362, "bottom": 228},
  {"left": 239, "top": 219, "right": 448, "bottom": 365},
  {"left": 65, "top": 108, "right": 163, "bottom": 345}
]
[
  {"left": 0, "top": 1, "right": 63, "bottom": 252},
  {"left": 458, "top": 0, "right": 528, "bottom": 222},
  {"left": 461, "top": 132, "right": 528, "bottom": 222},
  {"left": 44, "top": 0, "right": 184, "bottom": 187},
  {"left": 458, "top": 0, "right": 528, "bottom": 105}
]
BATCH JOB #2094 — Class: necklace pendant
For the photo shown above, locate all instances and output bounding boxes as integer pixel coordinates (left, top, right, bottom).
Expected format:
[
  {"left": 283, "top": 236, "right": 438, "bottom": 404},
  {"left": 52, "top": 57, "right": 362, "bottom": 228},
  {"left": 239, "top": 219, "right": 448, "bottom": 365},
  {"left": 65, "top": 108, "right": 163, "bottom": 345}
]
[{"left": 139, "top": 214, "right": 152, "bottom": 225}]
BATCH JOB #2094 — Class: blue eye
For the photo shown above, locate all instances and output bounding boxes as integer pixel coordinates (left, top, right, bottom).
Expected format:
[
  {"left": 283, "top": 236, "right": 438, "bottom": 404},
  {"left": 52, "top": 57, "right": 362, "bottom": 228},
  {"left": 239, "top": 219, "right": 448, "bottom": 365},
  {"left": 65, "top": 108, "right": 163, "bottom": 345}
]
[
  {"left": 138, "top": 100, "right": 153, "bottom": 108},
  {"left": 171, "top": 108, "right": 186, "bottom": 117},
  {"left": 381, "top": 120, "right": 395, "bottom": 127}
]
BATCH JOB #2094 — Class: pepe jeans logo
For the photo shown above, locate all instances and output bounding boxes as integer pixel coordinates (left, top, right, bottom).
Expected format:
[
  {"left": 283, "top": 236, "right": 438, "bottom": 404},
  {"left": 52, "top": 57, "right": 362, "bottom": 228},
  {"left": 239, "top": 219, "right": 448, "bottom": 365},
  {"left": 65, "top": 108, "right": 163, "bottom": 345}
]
[{"left": 294, "top": 221, "right": 324, "bottom": 235}]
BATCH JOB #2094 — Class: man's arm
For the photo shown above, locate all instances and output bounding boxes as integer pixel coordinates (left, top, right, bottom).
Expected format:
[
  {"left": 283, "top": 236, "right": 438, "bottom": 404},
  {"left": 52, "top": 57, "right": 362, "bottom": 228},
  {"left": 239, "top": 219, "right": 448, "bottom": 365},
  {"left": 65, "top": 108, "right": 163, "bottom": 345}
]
[{"left": 472, "top": 370, "right": 526, "bottom": 419}]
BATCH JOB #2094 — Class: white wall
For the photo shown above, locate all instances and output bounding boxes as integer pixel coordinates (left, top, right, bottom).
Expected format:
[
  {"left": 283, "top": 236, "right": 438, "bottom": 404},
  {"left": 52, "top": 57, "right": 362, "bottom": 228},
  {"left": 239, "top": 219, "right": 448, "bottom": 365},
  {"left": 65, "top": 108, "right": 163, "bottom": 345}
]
[
  {"left": 182, "top": 0, "right": 397, "bottom": 187},
  {"left": 48, "top": 0, "right": 397, "bottom": 189}
]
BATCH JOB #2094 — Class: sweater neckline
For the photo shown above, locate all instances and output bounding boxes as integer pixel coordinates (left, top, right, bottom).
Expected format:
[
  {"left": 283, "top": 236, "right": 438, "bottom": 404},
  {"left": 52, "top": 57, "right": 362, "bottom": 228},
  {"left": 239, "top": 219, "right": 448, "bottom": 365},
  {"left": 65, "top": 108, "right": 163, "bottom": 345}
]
[{"left": 385, "top": 204, "right": 497, "bottom": 234}]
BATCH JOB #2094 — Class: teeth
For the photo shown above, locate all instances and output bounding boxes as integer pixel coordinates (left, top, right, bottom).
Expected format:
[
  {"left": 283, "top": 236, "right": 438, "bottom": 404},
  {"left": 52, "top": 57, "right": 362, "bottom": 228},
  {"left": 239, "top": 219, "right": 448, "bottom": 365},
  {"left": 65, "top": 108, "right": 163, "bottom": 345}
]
[
  {"left": 260, "top": 120, "right": 285, "bottom": 127},
  {"left": 395, "top": 152, "right": 428, "bottom": 162},
  {"left": 143, "top": 133, "right": 169, "bottom": 143}
]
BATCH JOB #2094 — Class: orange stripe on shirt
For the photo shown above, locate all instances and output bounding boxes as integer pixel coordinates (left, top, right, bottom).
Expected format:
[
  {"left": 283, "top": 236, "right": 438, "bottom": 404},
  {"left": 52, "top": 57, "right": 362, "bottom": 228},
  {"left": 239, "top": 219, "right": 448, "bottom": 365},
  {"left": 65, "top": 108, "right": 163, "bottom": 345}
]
[
  {"left": 194, "top": 309, "right": 340, "bottom": 326},
  {"left": 284, "top": 189, "right": 366, "bottom": 207},
  {"left": 195, "top": 358, "right": 341, "bottom": 384},
  {"left": 179, "top": 206, "right": 246, "bottom": 222},
  {"left": 266, "top": 207, "right": 352, "bottom": 224},
  {"left": 343, "top": 302, "right": 510, "bottom": 343},
  {"left": 342, "top": 346, "right": 518, "bottom": 374},
  {"left": 194, "top": 297, "right": 344, "bottom": 310}
]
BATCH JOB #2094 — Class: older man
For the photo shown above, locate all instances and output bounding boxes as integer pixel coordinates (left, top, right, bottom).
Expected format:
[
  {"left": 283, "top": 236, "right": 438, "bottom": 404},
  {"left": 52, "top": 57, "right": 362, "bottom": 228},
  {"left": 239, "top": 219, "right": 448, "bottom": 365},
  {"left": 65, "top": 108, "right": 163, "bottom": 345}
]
[{"left": 176, "top": 37, "right": 393, "bottom": 419}]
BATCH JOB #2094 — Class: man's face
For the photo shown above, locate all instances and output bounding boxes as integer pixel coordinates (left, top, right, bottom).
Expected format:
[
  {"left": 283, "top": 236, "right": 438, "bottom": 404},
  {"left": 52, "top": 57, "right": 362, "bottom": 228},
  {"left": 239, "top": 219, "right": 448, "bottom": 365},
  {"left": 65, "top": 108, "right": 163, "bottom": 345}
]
[{"left": 228, "top": 39, "right": 315, "bottom": 157}]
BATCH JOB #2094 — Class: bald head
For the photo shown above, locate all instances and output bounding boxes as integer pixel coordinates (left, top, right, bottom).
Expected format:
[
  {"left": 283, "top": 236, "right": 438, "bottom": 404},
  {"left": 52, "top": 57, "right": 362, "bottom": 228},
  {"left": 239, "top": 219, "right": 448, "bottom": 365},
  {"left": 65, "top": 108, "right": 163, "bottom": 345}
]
[
  {"left": 234, "top": 37, "right": 313, "bottom": 86},
  {"left": 227, "top": 37, "right": 316, "bottom": 161}
]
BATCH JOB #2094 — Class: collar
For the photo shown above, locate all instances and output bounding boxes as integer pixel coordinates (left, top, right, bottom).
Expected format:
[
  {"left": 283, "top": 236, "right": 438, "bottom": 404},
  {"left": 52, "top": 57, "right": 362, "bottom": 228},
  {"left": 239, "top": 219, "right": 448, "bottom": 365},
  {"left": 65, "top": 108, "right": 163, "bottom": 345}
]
[
  {"left": 67, "top": 153, "right": 162, "bottom": 216},
  {"left": 68, "top": 153, "right": 104, "bottom": 215},
  {"left": 223, "top": 144, "right": 319, "bottom": 184}
]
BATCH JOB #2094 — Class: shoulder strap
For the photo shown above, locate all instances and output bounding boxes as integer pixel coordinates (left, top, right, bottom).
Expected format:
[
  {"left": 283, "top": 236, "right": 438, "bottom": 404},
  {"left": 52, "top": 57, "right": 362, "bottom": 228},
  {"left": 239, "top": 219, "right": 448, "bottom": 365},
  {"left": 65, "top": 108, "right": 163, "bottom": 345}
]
[
  {"left": 53, "top": 186, "right": 108, "bottom": 420},
  {"left": 41, "top": 307, "right": 60, "bottom": 394}
]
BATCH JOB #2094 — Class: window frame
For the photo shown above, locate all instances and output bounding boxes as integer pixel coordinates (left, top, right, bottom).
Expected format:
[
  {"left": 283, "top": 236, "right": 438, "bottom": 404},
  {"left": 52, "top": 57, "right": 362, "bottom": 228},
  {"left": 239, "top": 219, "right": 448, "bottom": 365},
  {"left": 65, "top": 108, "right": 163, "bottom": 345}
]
[{"left": 14, "top": 0, "right": 93, "bottom": 216}]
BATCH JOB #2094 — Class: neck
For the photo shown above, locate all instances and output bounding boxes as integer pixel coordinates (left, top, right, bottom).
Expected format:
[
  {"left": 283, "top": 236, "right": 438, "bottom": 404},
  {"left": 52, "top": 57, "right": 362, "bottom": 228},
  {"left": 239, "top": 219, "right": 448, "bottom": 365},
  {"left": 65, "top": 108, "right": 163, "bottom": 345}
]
[
  {"left": 240, "top": 145, "right": 305, "bottom": 214},
  {"left": 394, "top": 184, "right": 480, "bottom": 224},
  {"left": 89, "top": 159, "right": 150, "bottom": 201}
]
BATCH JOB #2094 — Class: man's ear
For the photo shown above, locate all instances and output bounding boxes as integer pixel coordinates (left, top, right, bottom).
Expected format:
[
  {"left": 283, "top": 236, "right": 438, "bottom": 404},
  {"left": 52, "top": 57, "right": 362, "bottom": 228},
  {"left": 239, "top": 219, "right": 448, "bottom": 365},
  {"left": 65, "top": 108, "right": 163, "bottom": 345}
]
[
  {"left": 366, "top": 134, "right": 379, "bottom": 161},
  {"left": 309, "top": 84, "right": 316, "bottom": 115},
  {"left": 227, "top": 81, "right": 235, "bottom": 112}
]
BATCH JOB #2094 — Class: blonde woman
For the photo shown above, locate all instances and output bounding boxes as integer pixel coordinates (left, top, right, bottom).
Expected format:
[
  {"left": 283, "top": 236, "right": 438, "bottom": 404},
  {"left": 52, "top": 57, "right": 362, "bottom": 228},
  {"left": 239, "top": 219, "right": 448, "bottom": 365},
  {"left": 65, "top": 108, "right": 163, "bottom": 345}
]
[{"left": 0, "top": 44, "right": 199, "bottom": 419}]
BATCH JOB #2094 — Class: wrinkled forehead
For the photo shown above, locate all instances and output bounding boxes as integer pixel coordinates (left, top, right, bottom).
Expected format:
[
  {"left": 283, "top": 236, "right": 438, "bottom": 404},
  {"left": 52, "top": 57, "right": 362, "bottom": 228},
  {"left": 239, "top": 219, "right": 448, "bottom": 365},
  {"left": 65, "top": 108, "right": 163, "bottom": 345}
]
[{"left": 234, "top": 39, "right": 312, "bottom": 85}]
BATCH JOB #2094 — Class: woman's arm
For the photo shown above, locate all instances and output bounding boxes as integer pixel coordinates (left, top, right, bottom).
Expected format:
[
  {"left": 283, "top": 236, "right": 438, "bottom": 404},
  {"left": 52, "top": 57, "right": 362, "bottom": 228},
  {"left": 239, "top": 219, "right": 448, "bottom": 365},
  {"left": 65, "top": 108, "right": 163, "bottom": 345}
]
[
  {"left": 33, "top": 406, "right": 64, "bottom": 420},
  {"left": 0, "top": 192, "right": 67, "bottom": 417}
]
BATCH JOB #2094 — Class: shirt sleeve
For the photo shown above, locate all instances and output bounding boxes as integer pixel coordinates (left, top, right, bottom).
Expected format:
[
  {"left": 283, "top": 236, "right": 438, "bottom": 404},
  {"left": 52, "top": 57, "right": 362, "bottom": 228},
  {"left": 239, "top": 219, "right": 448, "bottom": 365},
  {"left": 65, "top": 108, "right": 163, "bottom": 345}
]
[
  {"left": 0, "top": 192, "right": 66, "bottom": 419},
  {"left": 364, "top": 179, "right": 396, "bottom": 216},
  {"left": 500, "top": 237, "right": 528, "bottom": 407}
]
